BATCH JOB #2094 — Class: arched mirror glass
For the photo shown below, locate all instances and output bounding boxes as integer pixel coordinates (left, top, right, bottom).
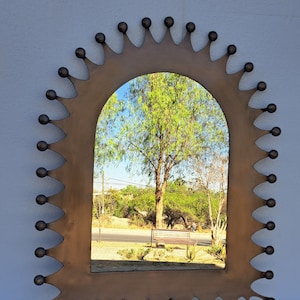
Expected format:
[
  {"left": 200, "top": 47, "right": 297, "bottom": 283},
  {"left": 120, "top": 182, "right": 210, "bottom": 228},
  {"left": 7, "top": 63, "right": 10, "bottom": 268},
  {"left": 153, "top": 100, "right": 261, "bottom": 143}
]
[{"left": 91, "top": 72, "right": 229, "bottom": 272}]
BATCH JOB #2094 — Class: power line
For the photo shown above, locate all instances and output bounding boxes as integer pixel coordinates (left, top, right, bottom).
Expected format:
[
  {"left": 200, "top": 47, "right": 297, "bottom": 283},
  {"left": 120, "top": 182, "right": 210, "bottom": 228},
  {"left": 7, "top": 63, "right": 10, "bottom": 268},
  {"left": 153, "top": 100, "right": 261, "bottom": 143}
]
[
  {"left": 94, "top": 177, "right": 151, "bottom": 187},
  {"left": 108, "top": 177, "right": 150, "bottom": 187}
]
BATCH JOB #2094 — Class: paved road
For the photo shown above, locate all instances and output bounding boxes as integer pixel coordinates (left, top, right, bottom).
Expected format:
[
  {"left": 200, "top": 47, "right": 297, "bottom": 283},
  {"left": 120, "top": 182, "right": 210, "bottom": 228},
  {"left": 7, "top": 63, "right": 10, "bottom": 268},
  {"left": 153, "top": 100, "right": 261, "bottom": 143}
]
[{"left": 92, "top": 227, "right": 212, "bottom": 245}]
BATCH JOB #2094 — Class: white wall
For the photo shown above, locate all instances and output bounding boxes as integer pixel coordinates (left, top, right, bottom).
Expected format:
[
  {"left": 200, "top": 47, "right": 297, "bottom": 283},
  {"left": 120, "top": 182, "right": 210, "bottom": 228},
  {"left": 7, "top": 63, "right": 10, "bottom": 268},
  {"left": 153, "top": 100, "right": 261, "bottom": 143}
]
[{"left": 1, "top": 1, "right": 299, "bottom": 299}]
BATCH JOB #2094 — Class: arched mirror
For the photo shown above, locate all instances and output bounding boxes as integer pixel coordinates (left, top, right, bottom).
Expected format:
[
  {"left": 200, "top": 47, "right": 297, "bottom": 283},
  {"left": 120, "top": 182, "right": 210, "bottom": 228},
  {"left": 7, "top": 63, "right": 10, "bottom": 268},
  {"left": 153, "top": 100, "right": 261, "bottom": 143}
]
[
  {"left": 91, "top": 72, "right": 229, "bottom": 272},
  {"left": 36, "top": 17, "right": 276, "bottom": 299}
]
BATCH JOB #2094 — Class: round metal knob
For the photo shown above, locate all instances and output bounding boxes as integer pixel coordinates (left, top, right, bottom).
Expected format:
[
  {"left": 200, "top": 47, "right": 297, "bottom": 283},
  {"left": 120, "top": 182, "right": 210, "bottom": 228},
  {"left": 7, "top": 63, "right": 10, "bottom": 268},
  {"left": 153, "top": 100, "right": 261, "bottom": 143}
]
[
  {"left": 208, "top": 31, "right": 218, "bottom": 41},
  {"left": 35, "top": 247, "right": 47, "bottom": 258},
  {"left": 118, "top": 22, "right": 128, "bottom": 33},
  {"left": 263, "top": 270, "right": 274, "bottom": 280},
  {"left": 265, "top": 103, "right": 277, "bottom": 113},
  {"left": 35, "top": 220, "right": 47, "bottom": 231},
  {"left": 36, "top": 194, "right": 48, "bottom": 205},
  {"left": 186, "top": 22, "right": 196, "bottom": 33},
  {"left": 244, "top": 62, "right": 254, "bottom": 72},
  {"left": 34, "top": 275, "right": 46, "bottom": 285},
  {"left": 36, "top": 141, "right": 48, "bottom": 151},
  {"left": 267, "top": 174, "right": 277, "bottom": 183},
  {"left": 265, "top": 221, "right": 276, "bottom": 230},
  {"left": 95, "top": 32, "right": 106, "bottom": 44},
  {"left": 75, "top": 47, "right": 86, "bottom": 59},
  {"left": 58, "top": 67, "right": 69, "bottom": 78},
  {"left": 227, "top": 44, "right": 237, "bottom": 55},
  {"left": 141, "top": 17, "right": 151, "bottom": 29},
  {"left": 36, "top": 167, "right": 48, "bottom": 178},
  {"left": 266, "top": 198, "right": 276, "bottom": 207},
  {"left": 164, "top": 16, "right": 174, "bottom": 28},
  {"left": 270, "top": 127, "right": 281, "bottom": 136},
  {"left": 264, "top": 246, "right": 275, "bottom": 255},
  {"left": 38, "top": 114, "right": 50, "bottom": 125},
  {"left": 257, "top": 81, "right": 267, "bottom": 91},
  {"left": 268, "top": 149, "right": 278, "bottom": 159},
  {"left": 45, "top": 89, "right": 57, "bottom": 100}
]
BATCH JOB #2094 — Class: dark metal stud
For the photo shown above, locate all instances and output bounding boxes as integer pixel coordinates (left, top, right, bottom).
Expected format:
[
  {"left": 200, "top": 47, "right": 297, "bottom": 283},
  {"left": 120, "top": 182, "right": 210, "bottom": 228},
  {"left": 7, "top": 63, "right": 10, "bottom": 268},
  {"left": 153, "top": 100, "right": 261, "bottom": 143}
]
[
  {"left": 37, "top": 141, "right": 48, "bottom": 151},
  {"left": 227, "top": 44, "right": 237, "bottom": 55},
  {"left": 244, "top": 62, "right": 254, "bottom": 72},
  {"left": 164, "top": 16, "right": 174, "bottom": 28},
  {"left": 266, "top": 198, "right": 276, "bottom": 208},
  {"left": 268, "top": 149, "right": 278, "bottom": 159},
  {"left": 34, "top": 275, "right": 46, "bottom": 285},
  {"left": 36, "top": 167, "right": 48, "bottom": 178},
  {"left": 208, "top": 31, "right": 218, "bottom": 41},
  {"left": 118, "top": 22, "right": 128, "bottom": 33},
  {"left": 265, "top": 221, "right": 276, "bottom": 230},
  {"left": 263, "top": 270, "right": 274, "bottom": 280},
  {"left": 186, "top": 22, "right": 196, "bottom": 33},
  {"left": 270, "top": 127, "right": 281, "bottom": 136},
  {"left": 35, "top": 247, "right": 47, "bottom": 258},
  {"left": 36, "top": 194, "right": 48, "bottom": 205},
  {"left": 45, "top": 89, "right": 57, "bottom": 100},
  {"left": 257, "top": 81, "right": 267, "bottom": 91},
  {"left": 35, "top": 220, "right": 47, "bottom": 231},
  {"left": 75, "top": 47, "right": 86, "bottom": 59},
  {"left": 264, "top": 103, "right": 277, "bottom": 113},
  {"left": 267, "top": 174, "right": 277, "bottom": 183},
  {"left": 141, "top": 17, "right": 151, "bottom": 29},
  {"left": 95, "top": 32, "right": 106, "bottom": 44},
  {"left": 264, "top": 246, "right": 275, "bottom": 255},
  {"left": 38, "top": 114, "right": 50, "bottom": 125},
  {"left": 58, "top": 67, "right": 69, "bottom": 78}
]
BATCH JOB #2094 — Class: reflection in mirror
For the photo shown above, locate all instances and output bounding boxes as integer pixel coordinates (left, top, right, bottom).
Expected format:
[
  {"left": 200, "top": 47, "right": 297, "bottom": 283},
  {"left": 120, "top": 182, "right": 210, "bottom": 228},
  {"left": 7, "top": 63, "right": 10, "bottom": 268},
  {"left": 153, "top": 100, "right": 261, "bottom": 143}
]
[{"left": 91, "top": 73, "right": 229, "bottom": 272}]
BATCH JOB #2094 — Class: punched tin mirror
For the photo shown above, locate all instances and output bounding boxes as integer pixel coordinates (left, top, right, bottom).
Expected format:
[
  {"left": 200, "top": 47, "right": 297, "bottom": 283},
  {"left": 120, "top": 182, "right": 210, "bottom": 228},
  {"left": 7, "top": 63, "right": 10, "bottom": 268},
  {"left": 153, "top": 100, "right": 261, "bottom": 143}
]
[{"left": 35, "top": 17, "right": 278, "bottom": 300}]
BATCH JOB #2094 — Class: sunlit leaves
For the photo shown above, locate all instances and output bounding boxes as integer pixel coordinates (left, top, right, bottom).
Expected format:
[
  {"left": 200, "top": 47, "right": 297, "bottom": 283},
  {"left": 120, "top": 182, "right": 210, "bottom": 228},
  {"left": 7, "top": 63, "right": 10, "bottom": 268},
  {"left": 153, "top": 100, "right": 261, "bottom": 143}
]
[
  {"left": 95, "top": 72, "right": 227, "bottom": 180},
  {"left": 94, "top": 72, "right": 229, "bottom": 227}
]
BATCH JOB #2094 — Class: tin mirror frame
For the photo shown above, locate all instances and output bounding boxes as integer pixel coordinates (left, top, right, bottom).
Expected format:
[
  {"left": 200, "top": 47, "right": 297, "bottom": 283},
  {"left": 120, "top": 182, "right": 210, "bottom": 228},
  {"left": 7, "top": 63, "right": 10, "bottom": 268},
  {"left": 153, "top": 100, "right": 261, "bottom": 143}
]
[{"left": 35, "top": 17, "right": 276, "bottom": 299}]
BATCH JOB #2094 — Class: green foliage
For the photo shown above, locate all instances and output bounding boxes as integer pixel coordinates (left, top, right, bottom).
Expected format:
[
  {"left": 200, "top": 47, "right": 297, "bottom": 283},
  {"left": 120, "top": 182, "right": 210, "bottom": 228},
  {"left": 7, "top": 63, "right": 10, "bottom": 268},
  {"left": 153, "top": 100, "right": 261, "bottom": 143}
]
[
  {"left": 117, "top": 248, "right": 135, "bottom": 259},
  {"left": 117, "top": 248, "right": 150, "bottom": 260},
  {"left": 206, "top": 244, "right": 226, "bottom": 262},
  {"left": 186, "top": 244, "right": 196, "bottom": 262},
  {"left": 94, "top": 72, "right": 228, "bottom": 228},
  {"left": 92, "top": 181, "right": 226, "bottom": 229},
  {"left": 94, "top": 93, "right": 125, "bottom": 171}
]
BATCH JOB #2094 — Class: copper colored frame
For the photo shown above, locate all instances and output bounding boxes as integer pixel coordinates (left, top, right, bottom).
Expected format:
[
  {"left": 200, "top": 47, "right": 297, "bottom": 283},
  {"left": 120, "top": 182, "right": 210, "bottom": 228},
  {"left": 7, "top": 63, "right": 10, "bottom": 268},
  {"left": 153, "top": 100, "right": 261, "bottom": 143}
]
[{"left": 41, "top": 18, "right": 271, "bottom": 299}]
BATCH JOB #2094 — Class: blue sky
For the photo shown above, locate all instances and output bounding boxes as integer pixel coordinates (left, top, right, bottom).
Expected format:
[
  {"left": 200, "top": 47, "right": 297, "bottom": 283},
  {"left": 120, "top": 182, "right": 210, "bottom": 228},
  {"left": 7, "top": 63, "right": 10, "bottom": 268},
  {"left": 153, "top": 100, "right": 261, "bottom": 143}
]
[
  {"left": 94, "top": 163, "right": 151, "bottom": 191},
  {"left": 93, "top": 81, "right": 152, "bottom": 191}
]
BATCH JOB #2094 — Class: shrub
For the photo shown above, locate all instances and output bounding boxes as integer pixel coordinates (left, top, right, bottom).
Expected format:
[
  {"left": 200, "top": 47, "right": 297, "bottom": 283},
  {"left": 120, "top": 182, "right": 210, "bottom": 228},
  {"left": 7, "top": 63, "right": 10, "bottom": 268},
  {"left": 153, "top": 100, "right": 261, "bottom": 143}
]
[
  {"left": 117, "top": 248, "right": 150, "bottom": 260},
  {"left": 206, "top": 244, "right": 226, "bottom": 262},
  {"left": 185, "top": 244, "right": 196, "bottom": 262}
]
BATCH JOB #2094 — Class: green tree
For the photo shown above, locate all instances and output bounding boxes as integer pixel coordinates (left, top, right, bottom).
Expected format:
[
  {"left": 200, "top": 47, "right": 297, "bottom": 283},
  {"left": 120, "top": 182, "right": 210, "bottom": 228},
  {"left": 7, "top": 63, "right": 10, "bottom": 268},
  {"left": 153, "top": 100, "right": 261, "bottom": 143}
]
[{"left": 95, "top": 72, "right": 227, "bottom": 228}]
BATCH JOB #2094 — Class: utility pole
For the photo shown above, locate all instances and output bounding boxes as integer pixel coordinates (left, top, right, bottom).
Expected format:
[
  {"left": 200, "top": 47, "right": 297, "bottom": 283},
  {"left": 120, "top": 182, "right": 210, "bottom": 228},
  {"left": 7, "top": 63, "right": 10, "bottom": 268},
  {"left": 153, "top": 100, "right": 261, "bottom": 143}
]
[
  {"left": 98, "top": 170, "right": 105, "bottom": 242},
  {"left": 101, "top": 170, "right": 105, "bottom": 214}
]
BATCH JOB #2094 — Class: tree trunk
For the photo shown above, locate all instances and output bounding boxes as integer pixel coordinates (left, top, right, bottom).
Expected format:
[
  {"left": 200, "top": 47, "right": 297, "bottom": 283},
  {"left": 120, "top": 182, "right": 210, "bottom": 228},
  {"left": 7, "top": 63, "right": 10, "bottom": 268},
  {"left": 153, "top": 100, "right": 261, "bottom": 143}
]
[
  {"left": 155, "top": 195, "right": 164, "bottom": 229},
  {"left": 155, "top": 180, "right": 167, "bottom": 229}
]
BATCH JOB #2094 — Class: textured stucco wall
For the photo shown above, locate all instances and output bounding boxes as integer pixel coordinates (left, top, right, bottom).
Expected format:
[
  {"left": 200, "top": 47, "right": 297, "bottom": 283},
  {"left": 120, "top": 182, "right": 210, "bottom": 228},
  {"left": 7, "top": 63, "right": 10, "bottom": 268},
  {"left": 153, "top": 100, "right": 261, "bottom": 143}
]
[{"left": 0, "top": 1, "right": 300, "bottom": 299}]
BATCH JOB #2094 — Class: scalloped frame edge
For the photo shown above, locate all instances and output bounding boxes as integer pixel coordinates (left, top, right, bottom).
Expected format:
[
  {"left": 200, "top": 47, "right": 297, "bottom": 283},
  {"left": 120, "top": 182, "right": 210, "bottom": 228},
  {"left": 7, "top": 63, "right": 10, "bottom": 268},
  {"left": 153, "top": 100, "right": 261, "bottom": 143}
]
[{"left": 37, "top": 18, "right": 276, "bottom": 300}]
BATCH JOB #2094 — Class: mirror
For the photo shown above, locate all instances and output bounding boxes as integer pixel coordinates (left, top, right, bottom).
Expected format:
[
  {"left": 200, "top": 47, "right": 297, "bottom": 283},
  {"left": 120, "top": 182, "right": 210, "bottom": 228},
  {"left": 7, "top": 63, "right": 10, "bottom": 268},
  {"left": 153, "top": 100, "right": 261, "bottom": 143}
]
[
  {"left": 91, "top": 72, "right": 229, "bottom": 272},
  {"left": 44, "top": 18, "right": 267, "bottom": 299}
]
